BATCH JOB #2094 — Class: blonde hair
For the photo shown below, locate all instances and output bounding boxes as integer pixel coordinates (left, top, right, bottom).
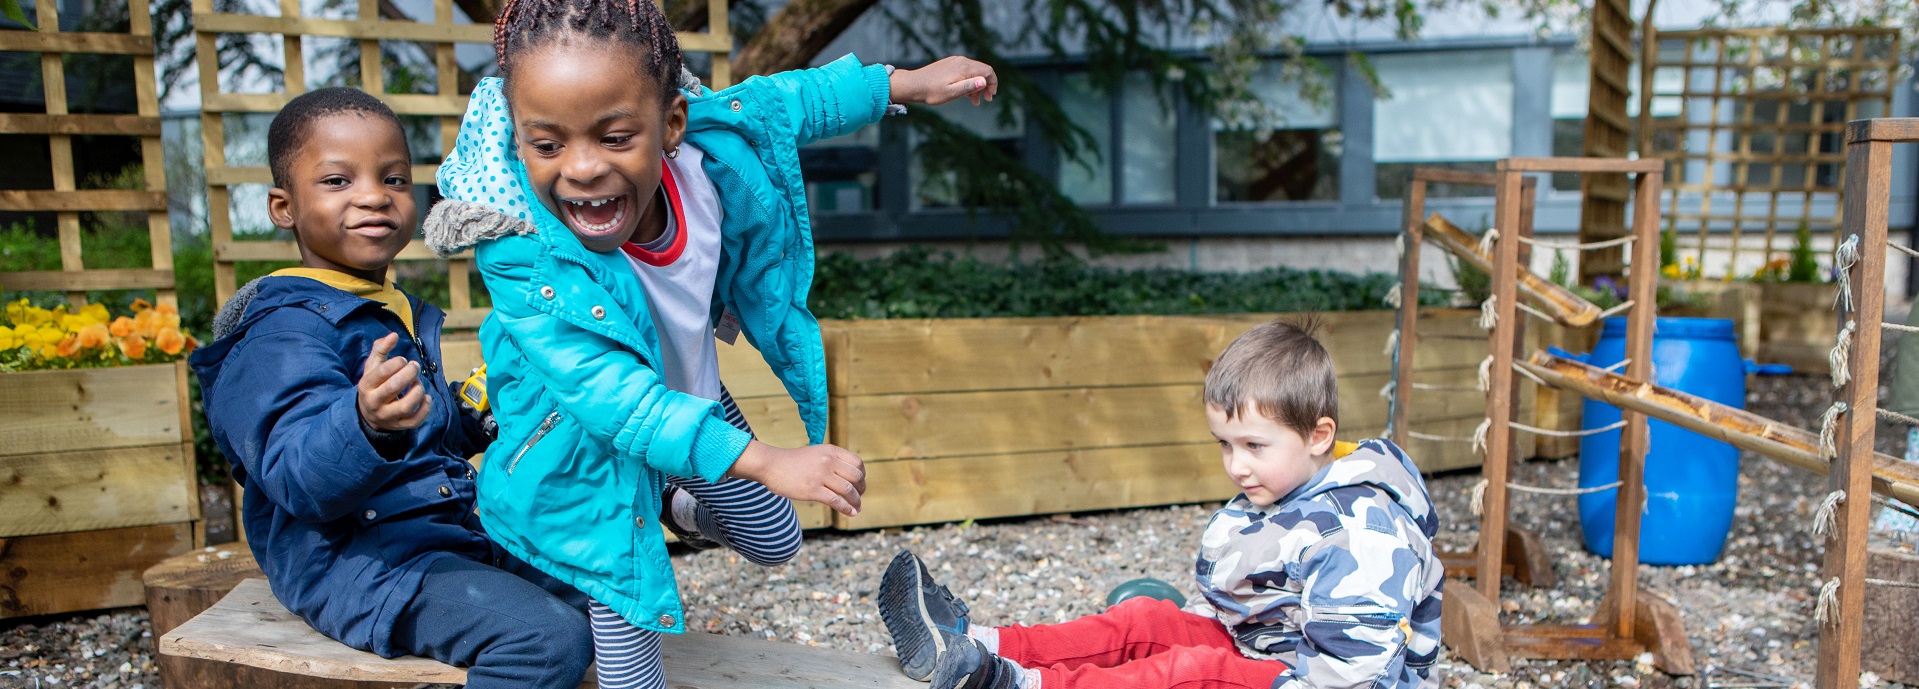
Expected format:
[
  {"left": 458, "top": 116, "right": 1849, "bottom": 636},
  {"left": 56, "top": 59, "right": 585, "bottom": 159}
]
[{"left": 1202, "top": 316, "right": 1339, "bottom": 438}]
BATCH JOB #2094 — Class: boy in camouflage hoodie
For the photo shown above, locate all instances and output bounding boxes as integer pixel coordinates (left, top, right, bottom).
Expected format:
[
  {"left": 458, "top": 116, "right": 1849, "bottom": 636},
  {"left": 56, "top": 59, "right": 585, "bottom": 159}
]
[{"left": 878, "top": 320, "right": 1443, "bottom": 689}]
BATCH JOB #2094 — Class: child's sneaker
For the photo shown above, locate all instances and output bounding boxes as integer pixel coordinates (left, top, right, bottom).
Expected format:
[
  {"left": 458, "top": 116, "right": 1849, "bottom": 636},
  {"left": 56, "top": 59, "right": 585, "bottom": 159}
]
[
  {"left": 660, "top": 485, "right": 729, "bottom": 551},
  {"left": 879, "top": 549, "right": 972, "bottom": 681},
  {"left": 928, "top": 630, "right": 1025, "bottom": 689}
]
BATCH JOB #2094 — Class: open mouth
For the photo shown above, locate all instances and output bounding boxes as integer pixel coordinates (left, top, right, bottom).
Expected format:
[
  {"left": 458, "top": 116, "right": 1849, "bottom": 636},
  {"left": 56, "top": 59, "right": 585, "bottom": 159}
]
[{"left": 560, "top": 195, "right": 629, "bottom": 238}]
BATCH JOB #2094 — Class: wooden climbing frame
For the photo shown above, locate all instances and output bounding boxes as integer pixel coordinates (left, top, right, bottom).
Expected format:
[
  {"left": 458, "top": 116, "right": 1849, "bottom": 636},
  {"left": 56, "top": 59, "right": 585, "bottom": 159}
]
[
  {"left": 1392, "top": 168, "right": 1554, "bottom": 590},
  {"left": 1425, "top": 157, "right": 1693, "bottom": 673},
  {"left": 1816, "top": 116, "right": 1918, "bottom": 687}
]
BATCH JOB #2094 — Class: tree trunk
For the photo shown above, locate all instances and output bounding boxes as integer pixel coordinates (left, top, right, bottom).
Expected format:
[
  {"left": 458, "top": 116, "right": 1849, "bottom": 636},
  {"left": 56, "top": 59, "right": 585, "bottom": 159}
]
[{"left": 733, "top": 0, "right": 881, "bottom": 76}]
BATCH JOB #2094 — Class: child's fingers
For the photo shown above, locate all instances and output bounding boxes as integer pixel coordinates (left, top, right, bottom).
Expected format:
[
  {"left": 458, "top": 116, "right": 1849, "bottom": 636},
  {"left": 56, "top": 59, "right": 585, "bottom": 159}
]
[
  {"left": 392, "top": 375, "right": 427, "bottom": 415},
  {"left": 398, "top": 389, "right": 432, "bottom": 426},
  {"left": 371, "top": 361, "right": 422, "bottom": 401},
  {"left": 365, "top": 333, "right": 399, "bottom": 371}
]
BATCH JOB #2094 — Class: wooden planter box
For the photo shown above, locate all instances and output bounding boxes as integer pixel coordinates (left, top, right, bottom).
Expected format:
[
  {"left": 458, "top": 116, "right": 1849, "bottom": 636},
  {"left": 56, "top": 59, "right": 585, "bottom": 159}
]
[
  {"left": 1758, "top": 282, "right": 1841, "bottom": 375},
  {"left": 0, "top": 362, "right": 199, "bottom": 619},
  {"left": 1663, "top": 279, "right": 1762, "bottom": 360},
  {"left": 824, "top": 310, "right": 1531, "bottom": 530}
]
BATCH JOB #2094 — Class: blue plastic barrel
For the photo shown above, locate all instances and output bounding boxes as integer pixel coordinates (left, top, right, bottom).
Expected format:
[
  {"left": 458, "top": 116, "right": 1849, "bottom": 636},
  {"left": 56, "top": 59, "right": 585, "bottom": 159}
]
[{"left": 1578, "top": 317, "right": 1744, "bottom": 565}]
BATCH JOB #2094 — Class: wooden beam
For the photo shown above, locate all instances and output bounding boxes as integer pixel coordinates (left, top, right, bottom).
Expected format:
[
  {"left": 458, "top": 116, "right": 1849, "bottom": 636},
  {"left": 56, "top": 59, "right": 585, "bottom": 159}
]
[
  {"left": 1497, "top": 157, "right": 1665, "bottom": 174},
  {"left": 0, "top": 113, "right": 163, "bottom": 136},
  {"left": 0, "top": 522, "right": 195, "bottom": 619},
  {"left": 1, "top": 364, "right": 186, "bottom": 458},
  {"left": 1847, "top": 118, "right": 1919, "bottom": 144},
  {"left": 0, "top": 444, "right": 195, "bottom": 538},
  {"left": 0, "top": 268, "right": 174, "bottom": 292},
  {"left": 0, "top": 31, "right": 153, "bottom": 54},
  {"left": 0, "top": 190, "right": 167, "bottom": 212},
  {"left": 1423, "top": 214, "right": 1605, "bottom": 327},
  {"left": 216, "top": 239, "right": 441, "bottom": 262},
  {"left": 1519, "top": 351, "right": 1919, "bottom": 507},
  {"left": 207, "top": 164, "right": 440, "bottom": 186}
]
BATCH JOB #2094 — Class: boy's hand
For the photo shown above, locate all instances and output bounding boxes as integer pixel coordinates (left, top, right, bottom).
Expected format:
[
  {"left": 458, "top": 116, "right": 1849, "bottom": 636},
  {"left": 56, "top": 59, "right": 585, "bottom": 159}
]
[
  {"left": 891, "top": 56, "right": 998, "bottom": 107},
  {"left": 358, "top": 333, "right": 431, "bottom": 432},
  {"left": 729, "top": 440, "right": 867, "bottom": 517}
]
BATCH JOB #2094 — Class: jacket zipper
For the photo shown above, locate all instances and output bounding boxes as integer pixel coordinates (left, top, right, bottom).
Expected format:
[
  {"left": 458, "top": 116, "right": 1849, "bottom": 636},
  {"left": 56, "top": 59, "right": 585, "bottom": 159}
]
[{"left": 507, "top": 411, "right": 562, "bottom": 474}]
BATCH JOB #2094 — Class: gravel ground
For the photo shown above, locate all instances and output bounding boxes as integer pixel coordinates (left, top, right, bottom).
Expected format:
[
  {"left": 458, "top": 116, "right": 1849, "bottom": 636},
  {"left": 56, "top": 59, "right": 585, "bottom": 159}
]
[{"left": 5, "top": 371, "right": 1917, "bottom": 688}]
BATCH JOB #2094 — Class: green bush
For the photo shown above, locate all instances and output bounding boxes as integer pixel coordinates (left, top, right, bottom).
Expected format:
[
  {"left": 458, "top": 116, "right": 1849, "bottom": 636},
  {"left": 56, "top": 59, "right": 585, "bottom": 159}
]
[{"left": 809, "top": 247, "right": 1423, "bottom": 320}]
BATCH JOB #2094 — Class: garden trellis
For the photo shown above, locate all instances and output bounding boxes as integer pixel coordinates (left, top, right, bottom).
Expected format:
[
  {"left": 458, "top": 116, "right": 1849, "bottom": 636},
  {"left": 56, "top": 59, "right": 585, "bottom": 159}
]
[
  {"left": 1636, "top": 26, "right": 1900, "bottom": 276},
  {"left": 0, "top": 0, "right": 174, "bottom": 307},
  {"left": 193, "top": 0, "right": 738, "bottom": 349}
]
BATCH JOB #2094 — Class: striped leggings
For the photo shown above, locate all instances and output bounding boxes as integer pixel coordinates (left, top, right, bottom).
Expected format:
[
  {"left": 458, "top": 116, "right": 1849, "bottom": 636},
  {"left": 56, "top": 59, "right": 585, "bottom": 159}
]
[{"left": 588, "top": 386, "right": 801, "bottom": 689}]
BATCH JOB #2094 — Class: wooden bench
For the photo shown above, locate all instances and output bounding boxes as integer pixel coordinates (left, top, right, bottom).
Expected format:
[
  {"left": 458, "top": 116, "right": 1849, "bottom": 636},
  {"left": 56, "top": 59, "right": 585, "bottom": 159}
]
[{"left": 160, "top": 578, "right": 920, "bottom": 688}]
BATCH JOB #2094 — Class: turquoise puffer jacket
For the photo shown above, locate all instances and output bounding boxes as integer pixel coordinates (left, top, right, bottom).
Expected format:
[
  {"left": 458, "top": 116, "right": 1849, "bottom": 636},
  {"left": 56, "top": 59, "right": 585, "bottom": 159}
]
[{"left": 433, "top": 55, "right": 889, "bottom": 632}]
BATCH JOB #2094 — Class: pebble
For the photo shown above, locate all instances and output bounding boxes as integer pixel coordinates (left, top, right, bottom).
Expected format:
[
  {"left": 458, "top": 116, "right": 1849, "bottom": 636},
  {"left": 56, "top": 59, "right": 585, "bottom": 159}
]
[{"left": 3, "top": 370, "right": 1916, "bottom": 688}]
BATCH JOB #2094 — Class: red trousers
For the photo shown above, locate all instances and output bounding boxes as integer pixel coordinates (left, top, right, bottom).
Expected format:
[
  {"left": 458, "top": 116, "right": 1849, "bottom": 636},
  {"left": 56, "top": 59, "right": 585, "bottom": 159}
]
[{"left": 996, "top": 597, "right": 1289, "bottom": 689}]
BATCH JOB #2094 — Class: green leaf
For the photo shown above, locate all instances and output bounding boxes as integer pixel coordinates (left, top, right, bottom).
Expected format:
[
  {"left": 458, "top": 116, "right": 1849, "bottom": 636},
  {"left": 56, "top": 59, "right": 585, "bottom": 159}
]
[{"left": 1, "top": 0, "right": 35, "bottom": 29}]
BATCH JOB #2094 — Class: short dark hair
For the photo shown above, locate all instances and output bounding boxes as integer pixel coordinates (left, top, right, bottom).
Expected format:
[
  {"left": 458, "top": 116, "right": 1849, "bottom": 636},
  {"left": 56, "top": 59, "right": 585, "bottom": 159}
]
[
  {"left": 267, "top": 87, "right": 406, "bottom": 188},
  {"left": 1203, "top": 316, "right": 1339, "bottom": 439},
  {"left": 492, "top": 0, "right": 683, "bottom": 107}
]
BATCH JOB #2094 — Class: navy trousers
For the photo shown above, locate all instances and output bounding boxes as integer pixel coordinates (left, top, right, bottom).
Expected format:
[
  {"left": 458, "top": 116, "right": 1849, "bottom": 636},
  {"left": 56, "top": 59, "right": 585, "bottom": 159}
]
[{"left": 389, "top": 552, "right": 594, "bottom": 689}]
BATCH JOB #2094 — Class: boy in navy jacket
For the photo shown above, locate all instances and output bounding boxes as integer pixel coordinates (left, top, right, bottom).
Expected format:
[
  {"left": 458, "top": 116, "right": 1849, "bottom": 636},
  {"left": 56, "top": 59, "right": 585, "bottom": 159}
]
[{"left": 189, "top": 87, "right": 592, "bottom": 689}]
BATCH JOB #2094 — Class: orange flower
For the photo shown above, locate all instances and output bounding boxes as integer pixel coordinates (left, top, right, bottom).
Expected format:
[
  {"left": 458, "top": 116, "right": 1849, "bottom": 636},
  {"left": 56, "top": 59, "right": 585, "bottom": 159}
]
[
  {"left": 54, "top": 333, "right": 81, "bottom": 358},
  {"left": 130, "top": 298, "right": 151, "bottom": 312},
  {"left": 119, "top": 333, "right": 148, "bottom": 359},
  {"left": 155, "top": 326, "right": 185, "bottom": 355},
  {"left": 108, "top": 316, "right": 134, "bottom": 337},
  {"left": 133, "top": 309, "right": 160, "bottom": 334},
  {"left": 76, "top": 323, "right": 110, "bottom": 349}
]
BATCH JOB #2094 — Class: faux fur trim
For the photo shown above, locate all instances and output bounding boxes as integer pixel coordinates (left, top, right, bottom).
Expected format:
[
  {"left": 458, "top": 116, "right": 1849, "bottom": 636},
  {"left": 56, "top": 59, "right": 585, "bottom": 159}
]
[{"left": 424, "top": 199, "right": 535, "bottom": 258}]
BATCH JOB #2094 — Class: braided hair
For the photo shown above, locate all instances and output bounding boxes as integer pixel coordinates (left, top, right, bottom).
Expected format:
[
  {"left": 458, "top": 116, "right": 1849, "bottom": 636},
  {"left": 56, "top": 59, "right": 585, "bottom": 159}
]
[{"left": 492, "top": 0, "right": 683, "bottom": 105}]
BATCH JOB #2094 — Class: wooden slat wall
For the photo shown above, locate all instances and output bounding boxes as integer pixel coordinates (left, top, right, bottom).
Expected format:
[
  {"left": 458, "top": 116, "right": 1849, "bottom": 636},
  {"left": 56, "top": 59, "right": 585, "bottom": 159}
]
[
  {"left": 830, "top": 311, "right": 1526, "bottom": 529},
  {"left": 1636, "top": 26, "right": 1900, "bottom": 275}
]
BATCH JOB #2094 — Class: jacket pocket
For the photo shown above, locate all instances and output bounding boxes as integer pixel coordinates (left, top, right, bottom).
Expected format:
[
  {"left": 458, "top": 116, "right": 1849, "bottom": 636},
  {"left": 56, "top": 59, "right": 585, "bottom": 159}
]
[{"left": 507, "top": 410, "right": 563, "bottom": 475}]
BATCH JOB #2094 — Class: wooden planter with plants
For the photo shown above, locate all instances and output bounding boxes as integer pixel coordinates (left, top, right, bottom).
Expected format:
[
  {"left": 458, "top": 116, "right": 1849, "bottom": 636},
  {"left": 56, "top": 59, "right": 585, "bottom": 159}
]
[
  {"left": 0, "top": 299, "right": 201, "bottom": 619},
  {"left": 824, "top": 310, "right": 1525, "bottom": 530}
]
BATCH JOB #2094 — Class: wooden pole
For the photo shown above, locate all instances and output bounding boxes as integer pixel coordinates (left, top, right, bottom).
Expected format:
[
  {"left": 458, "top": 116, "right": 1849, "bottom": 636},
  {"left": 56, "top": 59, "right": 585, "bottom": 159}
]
[
  {"left": 1391, "top": 176, "right": 1428, "bottom": 444},
  {"left": 1605, "top": 168, "right": 1661, "bottom": 641},
  {"left": 1816, "top": 131, "right": 1891, "bottom": 688},
  {"left": 1476, "top": 168, "right": 1525, "bottom": 602}
]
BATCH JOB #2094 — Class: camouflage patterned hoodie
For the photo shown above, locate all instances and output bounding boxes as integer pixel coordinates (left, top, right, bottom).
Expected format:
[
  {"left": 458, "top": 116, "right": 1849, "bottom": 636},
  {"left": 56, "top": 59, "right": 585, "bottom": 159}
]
[{"left": 1189, "top": 438, "right": 1442, "bottom": 688}]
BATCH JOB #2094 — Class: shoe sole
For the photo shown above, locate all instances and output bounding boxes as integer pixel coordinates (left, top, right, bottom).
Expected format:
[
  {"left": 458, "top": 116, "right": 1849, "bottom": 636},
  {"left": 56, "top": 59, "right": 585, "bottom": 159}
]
[{"left": 880, "top": 551, "right": 945, "bottom": 681}]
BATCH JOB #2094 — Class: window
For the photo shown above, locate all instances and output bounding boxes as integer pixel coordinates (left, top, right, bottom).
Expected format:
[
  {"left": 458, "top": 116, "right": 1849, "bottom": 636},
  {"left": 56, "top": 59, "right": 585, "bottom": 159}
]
[
  {"left": 1214, "top": 63, "right": 1339, "bottom": 202},
  {"left": 911, "top": 99, "right": 1023, "bottom": 209},
  {"left": 801, "top": 125, "right": 880, "bottom": 214},
  {"left": 1373, "top": 50, "right": 1513, "bottom": 200},
  {"left": 1057, "top": 72, "right": 1178, "bottom": 205},
  {"left": 1551, "top": 51, "right": 1588, "bottom": 191}
]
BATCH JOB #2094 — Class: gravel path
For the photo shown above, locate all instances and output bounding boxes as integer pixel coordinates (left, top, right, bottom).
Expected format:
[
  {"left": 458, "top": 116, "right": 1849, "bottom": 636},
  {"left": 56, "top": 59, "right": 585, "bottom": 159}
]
[{"left": 5, "top": 372, "right": 1916, "bottom": 688}]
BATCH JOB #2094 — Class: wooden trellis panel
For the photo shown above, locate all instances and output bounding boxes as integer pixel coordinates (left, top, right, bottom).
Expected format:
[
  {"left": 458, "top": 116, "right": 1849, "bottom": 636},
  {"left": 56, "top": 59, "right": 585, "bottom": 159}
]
[
  {"left": 1575, "top": 0, "right": 1636, "bottom": 282},
  {"left": 0, "top": 0, "right": 175, "bottom": 306},
  {"left": 194, "top": 0, "right": 737, "bottom": 330},
  {"left": 1637, "top": 26, "right": 1899, "bottom": 275}
]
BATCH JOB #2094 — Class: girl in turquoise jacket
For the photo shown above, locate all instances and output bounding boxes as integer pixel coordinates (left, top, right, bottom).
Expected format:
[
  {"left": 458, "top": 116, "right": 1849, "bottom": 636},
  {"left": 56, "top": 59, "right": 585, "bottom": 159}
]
[{"left": 422, "top": 0, "right": 997, "bottom": 685}]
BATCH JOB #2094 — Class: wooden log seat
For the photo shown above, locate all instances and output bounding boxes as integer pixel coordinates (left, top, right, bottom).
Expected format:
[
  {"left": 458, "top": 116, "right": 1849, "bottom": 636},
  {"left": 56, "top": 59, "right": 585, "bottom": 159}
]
[{"left": 159, "top": 578, "right": 920, "bottom": 688}]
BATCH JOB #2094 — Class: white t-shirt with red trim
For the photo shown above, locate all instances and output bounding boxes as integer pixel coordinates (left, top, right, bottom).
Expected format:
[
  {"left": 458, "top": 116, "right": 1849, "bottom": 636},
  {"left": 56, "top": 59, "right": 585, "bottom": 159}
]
[{"left": 621, "top": 143, "right": 724, "bottom": 403}]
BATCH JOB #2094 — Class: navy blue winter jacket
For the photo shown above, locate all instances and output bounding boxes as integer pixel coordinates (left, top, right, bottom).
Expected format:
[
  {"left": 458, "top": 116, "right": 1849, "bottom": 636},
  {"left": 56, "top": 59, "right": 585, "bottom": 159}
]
[{"left": 189, "top": 276, "right": 493, "bottom": 657}]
